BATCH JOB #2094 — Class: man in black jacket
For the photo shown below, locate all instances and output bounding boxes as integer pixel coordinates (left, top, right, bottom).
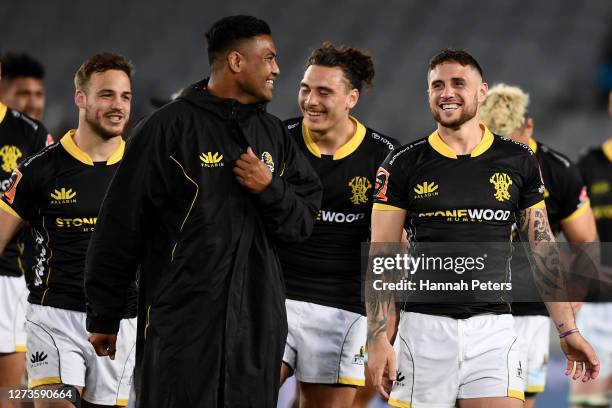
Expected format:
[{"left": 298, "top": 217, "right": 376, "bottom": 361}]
[{"left": 85, "top": 15, "right": 322, "bottom": 408}]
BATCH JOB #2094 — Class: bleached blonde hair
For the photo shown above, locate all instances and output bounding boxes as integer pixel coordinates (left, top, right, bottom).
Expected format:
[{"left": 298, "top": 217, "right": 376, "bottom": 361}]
[{"left": 480, "top": 83, "right": 530, "bottom": 137}]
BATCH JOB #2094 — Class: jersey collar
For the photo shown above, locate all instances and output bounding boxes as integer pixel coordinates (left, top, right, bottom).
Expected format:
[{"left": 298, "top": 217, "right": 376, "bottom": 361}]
[
  {"left": 301, "top": 116, "right": 366, "bottom": 160},
  {"left": 427, "top": 123, "right": 494, "bottom": 159},
  {"left": 0, "top": 102, "right": 7, "bottom": 124},
  {"left": 527, "top": 138, "right": 538, "bottom": 153},
  {"left": 60, "top": 130, "right": 125, "bottom": 166},
  {"left": 602, "top": 139, "right": 612, "bottom": 162}
]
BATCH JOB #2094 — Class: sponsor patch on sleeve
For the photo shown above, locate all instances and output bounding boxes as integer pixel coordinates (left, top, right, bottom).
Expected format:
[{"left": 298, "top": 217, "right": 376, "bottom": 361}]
[
  {"left": 3, "top": 169, "right": 23, "bottom": 204},
  {"left": 374, "top": 167, "right": 390, "bottom": 202}
]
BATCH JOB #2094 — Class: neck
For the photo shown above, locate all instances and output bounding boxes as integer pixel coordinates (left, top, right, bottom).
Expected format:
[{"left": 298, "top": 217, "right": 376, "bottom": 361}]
[
  {"left": 436, "top": 117, "right": 483, "bottom": 155},
  {"left": 207, "top": 72, "right": 256, "bottom": 105},
  {"left": 511, "top": 133, "right": 530, "bottom": 146},
  {"left": 74, "top": 122, "right": 121, "bottom": 162},
  {"left": 309, "top": 116, "right": 356, "bottom": 155}
]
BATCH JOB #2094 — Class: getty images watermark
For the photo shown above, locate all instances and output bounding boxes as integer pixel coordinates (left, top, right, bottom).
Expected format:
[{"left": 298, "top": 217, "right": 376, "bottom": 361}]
[{"left": 363, "top": 242, "right": 612, "bottom": 303}]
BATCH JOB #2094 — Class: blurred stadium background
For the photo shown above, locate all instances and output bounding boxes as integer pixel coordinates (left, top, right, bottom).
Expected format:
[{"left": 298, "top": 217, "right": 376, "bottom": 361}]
[
  {"left": 2, "top": 0, "right": 611, "bottom": 159},
  {"left": 3, "top": 1, "right": 611, "bottom": 407}
]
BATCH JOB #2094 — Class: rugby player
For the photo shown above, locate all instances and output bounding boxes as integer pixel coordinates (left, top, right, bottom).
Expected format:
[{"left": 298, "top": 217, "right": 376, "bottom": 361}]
[
  {"left": 570, "top": 91, "right": 612, "bottom": 408},
  {"left": 0, "top": 52, "right": 46, "bottom": 122},
  {"left": 84, "top": 16, "right": 321, "bottom": 407},
  {"left": 279, "top": 42, "right": 397, "bottom": 407},
  {"left": 480, "top": 83, "right": 598, "bottom": 408},
  {"left": 0, "top": 52, "right": 136, "bottom": 408},
  {"left": 0, "top": 60, "right": 50, "bottom": 408},
  {"left": 366, "top": 49, "right": 599, "bottom": 408}
]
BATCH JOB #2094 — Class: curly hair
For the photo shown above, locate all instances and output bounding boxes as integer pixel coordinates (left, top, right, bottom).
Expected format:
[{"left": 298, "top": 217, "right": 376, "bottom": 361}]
[
  {"left": 480, "top": 83, "right": 530, "bottom": 137},
  {"left": 307, "top": 42, "right": 375, "bottom": 92}
]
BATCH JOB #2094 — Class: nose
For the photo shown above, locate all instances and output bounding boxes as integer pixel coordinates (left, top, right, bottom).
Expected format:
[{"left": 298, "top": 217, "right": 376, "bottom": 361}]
[
  {"left": 440, "top": 84, "right": 454, "bottom": 99},
  {"left": 271, "top": 59, "right": 280, "bottom": 76}
]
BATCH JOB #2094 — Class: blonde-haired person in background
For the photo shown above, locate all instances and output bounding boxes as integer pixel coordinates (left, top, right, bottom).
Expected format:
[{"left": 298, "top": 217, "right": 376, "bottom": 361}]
[{"left": 481, "top": 83, "right": 598, "bottom": 408}]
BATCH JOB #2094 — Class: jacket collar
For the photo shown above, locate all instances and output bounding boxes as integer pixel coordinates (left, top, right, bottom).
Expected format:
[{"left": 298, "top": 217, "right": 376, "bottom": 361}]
[{"left": 179, "top": 79, "right": 266, "bottom": 120}]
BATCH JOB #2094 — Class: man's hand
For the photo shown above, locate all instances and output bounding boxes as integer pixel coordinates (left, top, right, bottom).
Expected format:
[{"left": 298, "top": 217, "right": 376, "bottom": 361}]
[
  {"left": 367, "top": 335, "right": 397, "bottom": 399},
  {"left": 560, "top": 332, "right": 600, "bottom": 382},
  {"left": 89, "top": 333, "right": 117, "bottom": 360},
  {"left": 233, "top": 147, "right": 272, "bottom": 193}
]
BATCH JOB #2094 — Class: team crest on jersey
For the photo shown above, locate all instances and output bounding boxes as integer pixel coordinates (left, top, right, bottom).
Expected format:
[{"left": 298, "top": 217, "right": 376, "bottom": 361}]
[
  {"left": 50, "top": 188, "right": 77, "bottom": 204},
  {"left": 200, "top": 152, "right": 224, "bottom": 168},
  {"left": 374, "top": 167, "right": 390, "bottom": 202},
  {"left": 348, "top": 176, "right": 372, "bottom": 205},
  {"left": 261, "top": 151, "right": 275, "bottom": 173},
  {"left": 0, "top": 145, "right": 22, "bottom": 173},
  {"left": 489, "top": 172, "right": 512, "bottom": 202},
  {"left": 414, "top": 181, "right": 439, "bottom": 199}
]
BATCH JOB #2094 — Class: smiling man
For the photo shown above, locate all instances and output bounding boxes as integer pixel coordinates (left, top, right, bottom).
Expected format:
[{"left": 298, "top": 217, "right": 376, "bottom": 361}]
[
  {"left": 84, "top": 15, "right": 322, "bottom": 408},
  {"left": 0, "top": 52, "right": 46, "bottom": 121},
  {"left": 0, "top": 52, "right": 136, "bottom": 408},
  {"left": 366, "top": 49, "right": 600, "bottom": 408}
]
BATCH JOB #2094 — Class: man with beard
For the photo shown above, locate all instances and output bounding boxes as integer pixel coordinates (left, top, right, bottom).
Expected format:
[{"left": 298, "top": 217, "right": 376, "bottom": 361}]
[
  {"left": 84, "top": 15, "right": 321, "bottom": 408},
  {"left": 0, "top": 52, "right": 136, "bottom": 408},
  {"left": 366, "top": 49, "right": 600, "bottom": 408},
  {"left": 0, "top": 52, "right": 47, "bottom": 122}
]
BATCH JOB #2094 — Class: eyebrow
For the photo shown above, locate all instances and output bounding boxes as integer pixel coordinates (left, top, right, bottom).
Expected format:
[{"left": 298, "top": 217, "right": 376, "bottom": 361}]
[
  {"left": 300, "top": 82, "right": 334, "bottom": 93},
  {"left": 430, "top": 77, "right": 466, "bottom": 86}
]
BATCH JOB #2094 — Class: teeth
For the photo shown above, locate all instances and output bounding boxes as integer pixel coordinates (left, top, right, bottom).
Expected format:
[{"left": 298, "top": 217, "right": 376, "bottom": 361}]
[
  {"left": 441, "top": 104, "right": 460, "bottom": 110},
  {"left": 307, "top": 111, "right": 323, "bottom": 117}
]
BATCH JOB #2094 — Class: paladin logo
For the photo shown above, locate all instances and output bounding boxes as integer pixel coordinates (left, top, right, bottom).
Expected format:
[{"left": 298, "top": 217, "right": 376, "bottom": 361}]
[
  {"left": 393, "top": 370, "right": 405, "bottom": 387},
  {"left": 261, "top": 151, "right": 275, "bottom": 173},
  {"left": 414, "top": 181, "right": 439, "bottom": 199},
  {"left": 348, "top": 176, "right": 372, "bottom": 205},
  {"left": 352, "top": 346, "right": 365, "bottom": 365},
  {"left": 489, "top": 172, "right": 512, "bottom": 202},
  {"left": 50, "top": 188, "right": 77, "bottom": 204},
  {"left": 200, "top": 152, "right": 224, "bottom": 168},
  {"left": 30, "top": 351, "right": 48, "bottom": 367},
  {"left": 0, "top": 145, "right": 22, "bottom": 173}
]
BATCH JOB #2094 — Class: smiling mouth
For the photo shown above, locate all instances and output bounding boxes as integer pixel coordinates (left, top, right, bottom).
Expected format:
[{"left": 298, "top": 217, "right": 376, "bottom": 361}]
[
  {"left": 266, "top": 79, "right": 274, "bottom": 86},
  {"left": 106, "top": 114, "right": 124, "bottom": 123},
  {"left": 305, "top": 110, "right": 325, "bottom": 118},
  {"left": 440, "top": 103, "right": 461, "bottom": 111}
]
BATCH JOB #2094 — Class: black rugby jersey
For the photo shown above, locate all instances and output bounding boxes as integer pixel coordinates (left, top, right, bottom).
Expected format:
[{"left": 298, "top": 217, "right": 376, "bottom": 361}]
[
  {"left": 579, "top": 139, "right": 612, "bottom": 266},
  {"left": 278, "top": 117, "right": 397, "bottom": 315},
  {"left": 0, "top": 130, "right": 125, "bottom": 312},
  {"left": 0, "top": 102, "right": 51, "bottom": 278},
  {"left": 373, "top": 125, "right": 545, "bottom": 318},
  {"left": 512, "top": 138, "right": 590, "bottom": 316}
]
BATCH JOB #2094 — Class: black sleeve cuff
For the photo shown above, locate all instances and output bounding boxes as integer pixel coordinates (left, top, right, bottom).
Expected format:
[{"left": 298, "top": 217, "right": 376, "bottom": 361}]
[
  {"left": 86, "top": 315, "right": 121, "bottom": 334},
  {"left": 255, "top": 175, "right": 285, "bottom": 206}
]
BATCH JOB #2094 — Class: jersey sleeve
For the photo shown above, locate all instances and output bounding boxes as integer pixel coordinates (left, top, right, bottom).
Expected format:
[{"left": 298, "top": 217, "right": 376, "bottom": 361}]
[
  {"left": 558, "top": 162, "right": 590, "bottom": 222},
  {"left": 33, "top": 121, "right": 53, "bottom": 152},
  {"left": 0, "top": 161, "right": 39, "bottom": 221},
  {"left": 373, "top": 148, "right": 410, "bottom": 211},
  {"left": 519, "top": 153, "right": 545, "bottom": 210}
]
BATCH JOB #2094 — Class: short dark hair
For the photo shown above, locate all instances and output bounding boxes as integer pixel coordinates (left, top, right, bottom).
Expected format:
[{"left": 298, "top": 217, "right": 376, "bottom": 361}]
[
  {"left": 307, "top": 42, "right": 375, "bottom": 92},
  {"left": 428, "top": 48, "right": 484, "bottom": 79},
  {"left": 0, "top": 52, "right": 45, "bottom": 80},
  {"left": 205, "top": 15, "right": 271, "bottom": 66},
  {"left": 74, "top": 52, "right": 134, "bottom": 91}
]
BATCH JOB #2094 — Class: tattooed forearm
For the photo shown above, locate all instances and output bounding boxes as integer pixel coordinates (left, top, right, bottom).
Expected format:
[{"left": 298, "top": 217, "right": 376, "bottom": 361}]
[{"left": 365, "top": 249, "right": 395, "bottom": 344}]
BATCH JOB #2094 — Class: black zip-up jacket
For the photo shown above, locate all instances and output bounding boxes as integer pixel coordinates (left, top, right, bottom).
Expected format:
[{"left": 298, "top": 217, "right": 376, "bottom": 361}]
[{"left": 85, "top": 80, "right": 322, "bottom": 408}]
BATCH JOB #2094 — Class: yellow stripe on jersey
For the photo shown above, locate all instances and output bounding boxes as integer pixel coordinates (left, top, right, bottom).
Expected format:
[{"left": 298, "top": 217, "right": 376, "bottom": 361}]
[
  {"left": 603, "top": 139, "right": 612, "bottom": 162},
  {"left": 61, "top": 130, "right": 125, "bottom": 166},
  {"left": 526, "top": 384, "right": 545, "bottom": 393},
  {"left": 428, "top": 124, "right": 494, "bottom": 159},
  {"left": 14, "top": 344, "right": 27, "bottom": 352},
  {"left": 562, "top": 200, "right": 591, "bottom": 223},
  {"left": 0, "top": 102, "right": 7, "bottom": 124},
  {"left": 0, "top": 199, "right": 23, "bottom": 220},
  {"left": 373, "top": 203, "right": 403, "bottom": 211},
  {"left": 116, "top": 399, "right": 129, "bottom": 406},
  {"left": 302, "top": 116, "right": 366, "bottom": 160},
  {"left": 529, "top": 200, "right": 546, "bottom": 209}
]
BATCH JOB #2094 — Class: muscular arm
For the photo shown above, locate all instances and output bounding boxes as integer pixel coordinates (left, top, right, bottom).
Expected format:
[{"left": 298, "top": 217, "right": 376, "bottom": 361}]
[{"left": 366, "top": 209, "right": 405, "bottom": 342}]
